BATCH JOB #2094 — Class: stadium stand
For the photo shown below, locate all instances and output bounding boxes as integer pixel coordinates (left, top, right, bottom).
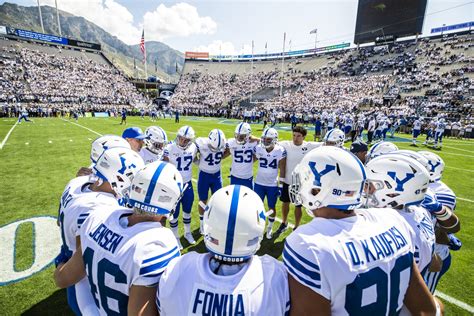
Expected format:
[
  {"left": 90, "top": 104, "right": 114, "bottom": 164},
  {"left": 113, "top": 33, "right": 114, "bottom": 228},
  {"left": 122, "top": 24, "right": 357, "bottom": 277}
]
[{"left": 0, "top": 38, "right": 147, "bottom": 116}]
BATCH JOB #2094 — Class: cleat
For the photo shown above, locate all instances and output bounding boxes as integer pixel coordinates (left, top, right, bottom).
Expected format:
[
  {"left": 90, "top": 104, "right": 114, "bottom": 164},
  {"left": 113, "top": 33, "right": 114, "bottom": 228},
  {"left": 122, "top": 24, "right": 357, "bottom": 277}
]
[
  {"left": 184, "top": 232, "right": 196, "bottom": 245},
  {"left": 275, "top": 223, "right": 288, "bottom": 236}
]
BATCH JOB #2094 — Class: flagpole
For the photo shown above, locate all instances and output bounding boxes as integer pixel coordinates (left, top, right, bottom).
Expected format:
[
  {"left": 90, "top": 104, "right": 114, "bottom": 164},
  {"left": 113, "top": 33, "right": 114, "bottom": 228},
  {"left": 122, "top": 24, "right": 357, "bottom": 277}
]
[
  {"left": 250, "top": 40, "right": 254, "bottom": 105},
  {"left": 280, "top": 32, "right": 286, "bottom": 99},
  {"left": 37, "top": 0, "right": 45, "bottom": 33},
  {"left": 55, "top": 0, "right": 62, "bottom": 36}
]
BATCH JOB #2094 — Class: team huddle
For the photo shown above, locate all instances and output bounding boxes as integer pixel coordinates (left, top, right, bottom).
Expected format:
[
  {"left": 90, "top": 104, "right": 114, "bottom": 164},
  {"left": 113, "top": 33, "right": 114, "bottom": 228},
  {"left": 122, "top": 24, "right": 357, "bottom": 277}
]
[{"left": 52, "top": 122, "right": 461, "bottom": 315}]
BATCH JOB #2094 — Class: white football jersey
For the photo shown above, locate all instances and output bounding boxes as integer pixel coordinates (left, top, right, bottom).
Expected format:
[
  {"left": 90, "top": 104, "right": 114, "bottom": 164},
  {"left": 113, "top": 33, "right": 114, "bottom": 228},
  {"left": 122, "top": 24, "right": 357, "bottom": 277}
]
[
  {"left": 227, "top": 138, "right": 258, "bottom": 179},
  {"left": 413, "top": 120, "right": 421, "bottom": 130},
  {"left": 80, "top": 208, "right": 180, "bottom": 316},
  {"left": 279, "top": 141, "right": 322, "bottom": 184},
  {"left": 327, "top": 116, "right": 335, "bottom": 128},
  {"left": 139, "top": 147, "right": 162, "bottom": 164},
  {"left": 284, "top": 208, "right": 416, "bottom": 316},
  {"left": 399, "top": 206, "right": 435, "bottom": 272},
  {"left": 163, "top": 142, "right": 197, "bottom": 183},
  {"left": 158, "top": 252, "right": 290, "bottom": 316},
  {"left": 429, "top": 182, "right": 457, "bottom": 260},
  {"left": 254, "top": 144, "right": 286, "bottom": 186},
  {"left": 435, "top": 122, "right": 446, "bottom": 133},
  {"left": 195, "top": 137, "right": 226, "bottom": 174},
  {"left": 59, "top": 177, "right": 118, "bottom": 316}
]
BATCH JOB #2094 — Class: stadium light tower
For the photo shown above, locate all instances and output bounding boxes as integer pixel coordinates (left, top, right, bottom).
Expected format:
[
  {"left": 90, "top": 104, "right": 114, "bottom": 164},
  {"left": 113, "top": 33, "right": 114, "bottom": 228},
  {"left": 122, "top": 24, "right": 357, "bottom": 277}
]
[{"left": 36, "top": 0, "right": 45, "bottom": 33}]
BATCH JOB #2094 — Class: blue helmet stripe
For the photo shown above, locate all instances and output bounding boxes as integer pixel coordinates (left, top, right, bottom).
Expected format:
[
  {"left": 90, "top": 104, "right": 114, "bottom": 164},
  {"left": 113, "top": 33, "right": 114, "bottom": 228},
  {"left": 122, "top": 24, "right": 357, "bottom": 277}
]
[
  {"left": 325, "top": 129, "right": 334, "bottom": 140},
  {"left": 161, "top": 128, "right": 166, "bottom": 141},
  {"left": 369, "top": 141, "right": 383, "bottom": 155},
  {"left": 144, "top": 162, "right": 167, "bottom": 204},
  {"left": 217, "top": 130, "right": 221, "bottom": 149},
  {"left": 224, "top": 185, "right": 241, "bottom": 255},
  {"left": 184, "top": 126, "right": 189, "bottom": 137},
  {"left": 238, "top": 123, "right": 243, "bottom": 133}
]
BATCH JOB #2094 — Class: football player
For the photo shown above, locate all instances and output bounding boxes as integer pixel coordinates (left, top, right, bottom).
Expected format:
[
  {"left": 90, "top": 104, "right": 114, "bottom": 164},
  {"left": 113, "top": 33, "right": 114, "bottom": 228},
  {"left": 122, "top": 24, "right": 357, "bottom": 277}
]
[
  {"left": 364, "top": 141, "right": 398, "bottom": 164},
  {"left": 419, "top": 151, "right": 461, "bottom": 293},
  {"left": 227, "top": 122, "right": 258, "bottom": 189},
  {"left": 140, "top": 126, "right": 168, "bottom": 164},
  {"left": 434, "top": 118, "right": 446, "bottom": 149},
  {"left": 411, "top": 117, "right": 422, "bottom": 146},
  {"left": 284, "top": 146, "right": 441, "bottom": 315},
  {"left": 253, "top": 128, "right": 287, "bottom": 239},
  {"left": 55, "top": 147, "right": 145, "bottom": 315},
  {"left": 365, "top": 154, "right": 436, "bottom": 275},
  {"left": 54, "top": 161, "right": 183, "bottom": 316},
  {"left": 76, "top": 134, "right": 131, "bottom": 177},
  {"left": 322, "top": 128, "right": 345, "bottom": 148},
  {"left": 162, "top": 126, "right": 198, "bottom": 248},
  {"left": 157, "top": 185, "right": 290, "bottom": 315},
  {"left": 195, "top": 129, "right": 228, "bottom": 234}
]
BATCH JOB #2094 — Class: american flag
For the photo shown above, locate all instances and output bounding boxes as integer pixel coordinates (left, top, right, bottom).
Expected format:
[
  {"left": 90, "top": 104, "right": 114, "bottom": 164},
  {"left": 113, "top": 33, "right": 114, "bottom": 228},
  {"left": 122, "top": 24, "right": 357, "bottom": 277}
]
[{"left": 140, "top": 29, "right": 146, "bottom": 62}]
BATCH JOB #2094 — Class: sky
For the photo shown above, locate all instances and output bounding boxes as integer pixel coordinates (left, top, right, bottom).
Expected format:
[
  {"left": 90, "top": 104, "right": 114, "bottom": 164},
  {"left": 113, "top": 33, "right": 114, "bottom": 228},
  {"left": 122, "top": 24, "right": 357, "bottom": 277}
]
[{"left": 2, "top": 0, "right": 473, "bottom": 54}]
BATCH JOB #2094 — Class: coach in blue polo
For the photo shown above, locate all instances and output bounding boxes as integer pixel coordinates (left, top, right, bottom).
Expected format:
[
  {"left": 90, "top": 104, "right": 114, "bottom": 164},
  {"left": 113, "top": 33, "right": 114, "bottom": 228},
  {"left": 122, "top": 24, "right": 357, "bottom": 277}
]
[{"left": 122, "top": 127, "right": 148, "bottom": 152}]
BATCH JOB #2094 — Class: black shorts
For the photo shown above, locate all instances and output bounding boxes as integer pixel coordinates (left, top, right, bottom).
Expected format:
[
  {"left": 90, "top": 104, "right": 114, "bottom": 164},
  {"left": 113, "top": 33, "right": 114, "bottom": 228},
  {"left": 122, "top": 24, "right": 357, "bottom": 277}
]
[{"left": 279, "top": 183, "right": 302, "bottom": 207}]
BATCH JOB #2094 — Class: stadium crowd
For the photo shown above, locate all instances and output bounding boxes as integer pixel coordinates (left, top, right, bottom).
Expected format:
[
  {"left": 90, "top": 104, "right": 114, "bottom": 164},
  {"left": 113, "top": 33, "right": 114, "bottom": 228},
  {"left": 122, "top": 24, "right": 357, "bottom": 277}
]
[{"left": 0, "top": 44, "right": 148, "bottom": 108}]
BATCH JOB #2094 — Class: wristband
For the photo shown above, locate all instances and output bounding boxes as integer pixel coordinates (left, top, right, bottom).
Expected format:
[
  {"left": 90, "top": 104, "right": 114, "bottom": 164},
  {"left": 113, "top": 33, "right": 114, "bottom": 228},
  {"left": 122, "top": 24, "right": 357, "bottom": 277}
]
[
  {"left": 435, "top": 207, "right": 452, "bottom": 221},
  {"left": 279, "top": 177, "right": 286, "bottom": 183},
  {"left": 439, "top": 217, "right": 459, "bottom": 230}
]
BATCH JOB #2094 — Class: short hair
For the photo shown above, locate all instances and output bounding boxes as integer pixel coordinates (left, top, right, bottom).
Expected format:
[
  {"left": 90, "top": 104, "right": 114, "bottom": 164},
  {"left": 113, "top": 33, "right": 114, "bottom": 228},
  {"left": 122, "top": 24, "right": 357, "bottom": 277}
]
[{"left": 292, "top": 126, "right": 307, "bottom": 137}]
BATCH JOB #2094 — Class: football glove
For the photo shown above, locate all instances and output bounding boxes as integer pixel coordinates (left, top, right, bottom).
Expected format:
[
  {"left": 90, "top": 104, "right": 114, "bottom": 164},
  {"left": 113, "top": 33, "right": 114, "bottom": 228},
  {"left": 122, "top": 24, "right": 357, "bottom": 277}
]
[
  {"left": 54, "top": 245, "right": 72, "bottom": 267},
  {"left": 421, "top": 194, "right": 443, "bottom": 214},
  {"left": 448, "top": 234, "right": 462, "bottom": 251}
]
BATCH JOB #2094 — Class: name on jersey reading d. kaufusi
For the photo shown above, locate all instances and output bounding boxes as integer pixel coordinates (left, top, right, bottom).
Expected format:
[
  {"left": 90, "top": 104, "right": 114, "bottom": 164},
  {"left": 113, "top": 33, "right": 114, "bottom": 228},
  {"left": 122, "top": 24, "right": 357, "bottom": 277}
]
[
  {"left": 344, "top": 226, "right": 409, "bottom": 266},
  {"left": 89, "top": 223, "right": 123, "bottom": 254}
]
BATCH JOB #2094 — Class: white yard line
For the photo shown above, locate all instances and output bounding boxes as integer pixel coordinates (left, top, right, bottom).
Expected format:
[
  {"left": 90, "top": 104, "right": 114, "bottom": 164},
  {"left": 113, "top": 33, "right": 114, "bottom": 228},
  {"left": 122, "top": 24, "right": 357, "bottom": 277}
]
[
  {"left": 435, "top": 291, "right": 474, "bottom": 313},
  {"left": 437, "top": 152, "right": 473, "bottom": 158},
  {"left": 441, "top": 145, "right": 474, "bottom": 154},
  {"left": 458, "top": 197, "right": 474, "bottom": 203},
  {"left": 61, "top": 118, "right": 102, "bottom": 136},
  {"left": 0, "top": 121, "right": 18, "bottom": 150},
  {"left": 445, "top": 166, "right": 474, "bottom": 173}
]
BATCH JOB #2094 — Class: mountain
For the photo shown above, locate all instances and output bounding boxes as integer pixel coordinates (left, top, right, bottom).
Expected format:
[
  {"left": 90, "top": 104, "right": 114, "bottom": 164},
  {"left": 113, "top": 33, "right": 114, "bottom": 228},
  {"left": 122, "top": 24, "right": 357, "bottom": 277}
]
[{"left": 0, "top": 2, "right": 184, "bottom": 80}]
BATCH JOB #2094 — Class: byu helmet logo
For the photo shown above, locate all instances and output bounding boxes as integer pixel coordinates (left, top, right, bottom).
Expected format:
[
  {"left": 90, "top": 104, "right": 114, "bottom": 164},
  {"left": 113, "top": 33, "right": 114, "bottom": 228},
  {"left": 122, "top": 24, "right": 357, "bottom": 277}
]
[
  {"left": 387, "top": 171, "right": 415, "bottom": 192},
  {"left": 428, "top": 161, "right": 441, "bottom": 173},
  {"left": 118, "top": 155, "right": 137, "bottom": 175},
  {"left": 308, "top": 162, "right": 336, "bottom": 186}
]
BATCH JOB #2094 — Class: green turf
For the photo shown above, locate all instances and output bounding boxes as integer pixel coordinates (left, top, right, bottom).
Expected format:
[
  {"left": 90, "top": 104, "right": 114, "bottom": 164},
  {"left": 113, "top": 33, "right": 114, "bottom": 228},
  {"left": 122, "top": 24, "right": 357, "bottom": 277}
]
[{"left": 0, "top": 116, "right": 472, "bottom": 315}]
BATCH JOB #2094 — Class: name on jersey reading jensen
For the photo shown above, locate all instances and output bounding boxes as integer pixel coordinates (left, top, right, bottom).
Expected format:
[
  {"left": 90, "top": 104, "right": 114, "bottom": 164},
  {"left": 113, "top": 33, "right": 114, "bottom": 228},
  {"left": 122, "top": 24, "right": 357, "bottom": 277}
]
[
  {"left": 344, "top": 226, "right": 408, "bottom": 266},
  {"left": 89, "top": 224, "right": 123, "bottom": 254}
]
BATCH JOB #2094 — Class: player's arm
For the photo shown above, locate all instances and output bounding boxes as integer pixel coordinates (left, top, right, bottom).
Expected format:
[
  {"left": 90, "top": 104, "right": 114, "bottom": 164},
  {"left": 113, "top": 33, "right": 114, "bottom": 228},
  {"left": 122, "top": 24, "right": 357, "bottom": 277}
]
[
  {"left": 222, "top": 147, "right": 231, "bottom": 159},
  {"left": 54, "top": 237, "right": 86, "bottom": 288},
  {"left": 436, "top": 208, "right": 460, "bottom": 233},
  {"left": 404, "top": 260, "right": 443, "bottom": 316},
  {"left": 128, "top": 285, "right": 159, "bottom": 316},
  {"left": 249, "top": 135, "right": 260, "bottom": 143},
  {"left": 279, "top": 157, "right": 287, "bottom": 179},
  {"left": 76, "top": 167, "right": 93, "bottom": 177},
  {"left": 288, "top": 274, "right": 331, "bottom": 316}
]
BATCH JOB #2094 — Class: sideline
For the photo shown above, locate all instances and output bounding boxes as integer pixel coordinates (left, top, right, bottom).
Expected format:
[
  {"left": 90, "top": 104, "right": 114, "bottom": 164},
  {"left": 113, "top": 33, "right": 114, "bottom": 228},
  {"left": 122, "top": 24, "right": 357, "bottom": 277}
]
[{"left": 0, "top": 121, "right": 19, "bottom": 150}]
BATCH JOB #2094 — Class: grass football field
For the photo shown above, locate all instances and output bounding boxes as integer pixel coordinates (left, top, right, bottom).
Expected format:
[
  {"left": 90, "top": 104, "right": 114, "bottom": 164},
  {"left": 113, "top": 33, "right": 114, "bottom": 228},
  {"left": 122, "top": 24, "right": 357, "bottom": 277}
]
[{"left": 0, "top": 116, "right": 472, "bottom": 315}]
